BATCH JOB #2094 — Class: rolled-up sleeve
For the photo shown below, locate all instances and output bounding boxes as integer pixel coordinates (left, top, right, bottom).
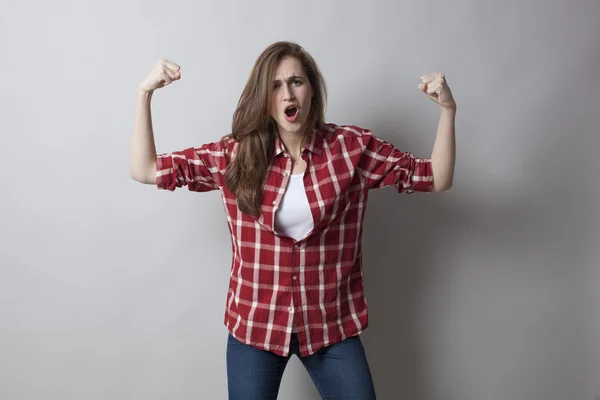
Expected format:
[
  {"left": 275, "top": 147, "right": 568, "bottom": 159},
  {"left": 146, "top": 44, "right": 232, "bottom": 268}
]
[
  {"left": 357, "top": 129, "right": 434, "bottom": 193},
  {"left": 156, "top": 139, "right": 230, "bottom": 192}
]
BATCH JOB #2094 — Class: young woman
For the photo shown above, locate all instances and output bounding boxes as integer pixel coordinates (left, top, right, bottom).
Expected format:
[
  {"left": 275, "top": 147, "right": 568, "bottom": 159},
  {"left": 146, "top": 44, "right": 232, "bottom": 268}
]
[{"left": 130, "top": 41, "right": 456, "bottom": 399}]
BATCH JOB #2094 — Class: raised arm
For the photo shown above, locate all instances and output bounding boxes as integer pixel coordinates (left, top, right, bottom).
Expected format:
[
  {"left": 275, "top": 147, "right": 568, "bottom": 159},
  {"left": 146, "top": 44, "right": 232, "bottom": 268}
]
[
  {"left": 419, "top": 72, "right": 456, "bottom": 192},
  {"left": 130, "top": 59, "right": 181, "bottom": 184}
]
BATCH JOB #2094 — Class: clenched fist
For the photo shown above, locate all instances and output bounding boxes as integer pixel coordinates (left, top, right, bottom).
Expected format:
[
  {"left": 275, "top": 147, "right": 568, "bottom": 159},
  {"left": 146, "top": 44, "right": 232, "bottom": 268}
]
[
  {"left": 418, "top": 72, "right": 456, "bottom": 110},
  {"left": 138, "top": 59, "right": 181, "bottom": 93}
]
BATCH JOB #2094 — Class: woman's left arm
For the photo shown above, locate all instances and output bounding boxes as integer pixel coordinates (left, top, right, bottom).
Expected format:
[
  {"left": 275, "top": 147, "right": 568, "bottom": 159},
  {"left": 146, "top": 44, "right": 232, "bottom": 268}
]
[{"left": 419, "top": 72, "right": 457, "bottom": 192}]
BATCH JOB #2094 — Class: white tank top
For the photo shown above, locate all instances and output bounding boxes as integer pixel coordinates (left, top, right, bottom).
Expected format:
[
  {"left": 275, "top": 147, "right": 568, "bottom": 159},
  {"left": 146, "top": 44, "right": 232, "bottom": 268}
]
[
  {"left": 275, "top": 174, "right": 314, "bottom": 241},
  {"left": 274, "top": 173, "right": 314, "bottom": 333}
]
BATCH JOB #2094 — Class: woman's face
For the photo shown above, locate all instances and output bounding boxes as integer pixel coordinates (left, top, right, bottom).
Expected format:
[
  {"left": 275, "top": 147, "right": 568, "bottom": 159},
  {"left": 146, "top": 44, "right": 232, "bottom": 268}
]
[{"left": 270, "top": 56, "right": 313, "bottom": 136}]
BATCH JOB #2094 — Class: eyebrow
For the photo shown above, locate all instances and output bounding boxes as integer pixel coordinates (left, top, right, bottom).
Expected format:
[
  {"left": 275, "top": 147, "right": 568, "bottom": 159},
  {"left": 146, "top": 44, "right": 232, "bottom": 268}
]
[{"left": 272, "top": 75, "right": 304, "bottom": 83}]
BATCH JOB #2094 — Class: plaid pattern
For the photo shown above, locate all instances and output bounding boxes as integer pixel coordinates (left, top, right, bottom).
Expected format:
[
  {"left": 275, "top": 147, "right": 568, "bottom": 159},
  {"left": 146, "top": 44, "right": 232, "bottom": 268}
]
[{"left": 156, "top": 123, "right": 434, "bottom": 356}]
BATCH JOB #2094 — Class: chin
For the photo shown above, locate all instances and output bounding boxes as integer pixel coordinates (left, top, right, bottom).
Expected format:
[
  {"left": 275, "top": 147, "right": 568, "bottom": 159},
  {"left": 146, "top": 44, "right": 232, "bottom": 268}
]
[{"left": 278, "top": 120, "right": 305, "bottom": 134}]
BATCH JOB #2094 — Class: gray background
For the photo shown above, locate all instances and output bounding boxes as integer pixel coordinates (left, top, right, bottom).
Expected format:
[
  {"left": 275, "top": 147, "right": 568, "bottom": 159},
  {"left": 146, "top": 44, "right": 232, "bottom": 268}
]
[{"left": 1, "top": 0, "right": 599, "bottom": 399}]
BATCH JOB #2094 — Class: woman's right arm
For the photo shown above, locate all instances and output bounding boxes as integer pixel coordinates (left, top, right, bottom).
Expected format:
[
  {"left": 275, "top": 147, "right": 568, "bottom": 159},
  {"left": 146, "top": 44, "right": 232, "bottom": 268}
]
[
  {"left": 130, "top": 59, "right": 181, "bottom": 184},
  {"left": 130, "top": 89, "right": 158, "bottom": 184}
]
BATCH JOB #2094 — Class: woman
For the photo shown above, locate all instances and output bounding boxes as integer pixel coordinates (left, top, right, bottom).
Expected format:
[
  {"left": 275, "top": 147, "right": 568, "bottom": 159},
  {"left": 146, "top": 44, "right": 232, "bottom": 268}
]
[{"left": 130, "top": 41, "right": 456, "bottom": 399}]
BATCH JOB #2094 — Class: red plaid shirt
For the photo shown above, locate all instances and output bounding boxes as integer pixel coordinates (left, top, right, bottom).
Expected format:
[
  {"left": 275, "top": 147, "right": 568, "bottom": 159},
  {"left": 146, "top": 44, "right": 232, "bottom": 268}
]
[{"left": 156, "top": 123, "right": 434, "bottom": 356}]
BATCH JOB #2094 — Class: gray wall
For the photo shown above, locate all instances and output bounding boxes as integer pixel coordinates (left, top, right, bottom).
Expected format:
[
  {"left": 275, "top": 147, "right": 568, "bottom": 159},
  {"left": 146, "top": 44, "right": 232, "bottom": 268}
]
[{"left": 1, "top": 0, "right": 598, "bottom": 399}]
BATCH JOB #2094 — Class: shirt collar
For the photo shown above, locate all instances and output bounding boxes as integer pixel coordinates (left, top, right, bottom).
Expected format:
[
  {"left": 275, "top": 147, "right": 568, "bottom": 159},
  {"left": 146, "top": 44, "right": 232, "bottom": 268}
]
[{"left": 273, "top": 127, "right": 324, "bottom": 158}]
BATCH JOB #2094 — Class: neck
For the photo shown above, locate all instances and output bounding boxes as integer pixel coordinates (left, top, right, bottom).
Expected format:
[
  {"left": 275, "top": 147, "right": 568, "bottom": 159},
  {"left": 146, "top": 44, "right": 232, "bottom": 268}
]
[{"left": 278, "top": 128, "right": 308, "bottom": 158}]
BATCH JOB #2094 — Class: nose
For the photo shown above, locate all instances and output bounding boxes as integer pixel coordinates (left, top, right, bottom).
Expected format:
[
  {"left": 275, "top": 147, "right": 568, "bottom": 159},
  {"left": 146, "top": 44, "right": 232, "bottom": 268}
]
[{"left": 283, "top": 83, "right": 294, "bottom": 101}]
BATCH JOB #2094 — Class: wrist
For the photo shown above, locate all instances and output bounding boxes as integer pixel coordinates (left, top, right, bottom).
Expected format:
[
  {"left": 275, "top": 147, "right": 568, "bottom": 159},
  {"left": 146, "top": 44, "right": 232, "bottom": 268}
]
[
  {"left": 137, "top": 87, "right": 154, "bottom": 99},
  {"left": 441, "top": 104, "right": 457, "bottom": 114},
  {"left": 137, "top": 85, "right": 154, "bottom": 96}
]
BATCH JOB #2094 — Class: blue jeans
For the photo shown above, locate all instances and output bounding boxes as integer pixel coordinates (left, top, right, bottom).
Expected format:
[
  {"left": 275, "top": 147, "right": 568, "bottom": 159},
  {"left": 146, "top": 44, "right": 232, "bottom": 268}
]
[{"left": 226, "top": 333, "right": 377, "bottom": 399}]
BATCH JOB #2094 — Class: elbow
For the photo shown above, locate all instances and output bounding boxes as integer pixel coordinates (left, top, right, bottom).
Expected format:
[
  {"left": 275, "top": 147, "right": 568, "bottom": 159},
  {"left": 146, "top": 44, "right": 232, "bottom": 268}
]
[
  {"left": 129, "top": 167, "right": 142, "bottom": 182},
  {"left": 130, "top": 160, "right": 157, "bottom": 185},
  {"left": 432, "top": 179, "right": 452, "bottom": 193},
  {"left": 130, "top": 173, "right": 142, "bottom": 183},
  {"left": 430, "top": 163, "right": 454, "bottom": 193},
  {"left": 130, "top": 169, "right": 153, "bottom": 185}
]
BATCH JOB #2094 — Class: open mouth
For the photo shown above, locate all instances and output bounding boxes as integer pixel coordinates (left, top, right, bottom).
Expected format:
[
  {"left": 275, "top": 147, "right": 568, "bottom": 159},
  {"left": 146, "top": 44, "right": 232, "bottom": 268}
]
[{"left": 284, "top": 106, "right": 299, "bottom": 121}]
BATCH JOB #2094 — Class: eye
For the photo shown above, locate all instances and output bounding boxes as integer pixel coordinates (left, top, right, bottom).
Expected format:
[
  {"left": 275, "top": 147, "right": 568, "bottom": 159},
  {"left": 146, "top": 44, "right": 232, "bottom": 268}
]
[
  {"left": 272, "top": 82, "right": 281, "bottom": 90},
  {"left": 292, "top": 79, "right": 302, "bottom": 86}
]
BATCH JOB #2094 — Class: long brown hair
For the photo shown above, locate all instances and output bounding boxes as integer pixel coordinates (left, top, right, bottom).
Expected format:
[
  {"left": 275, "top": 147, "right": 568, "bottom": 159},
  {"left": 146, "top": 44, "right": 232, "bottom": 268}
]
[{"left": 224, "top": 41, "right": 327, "bottom": 217}]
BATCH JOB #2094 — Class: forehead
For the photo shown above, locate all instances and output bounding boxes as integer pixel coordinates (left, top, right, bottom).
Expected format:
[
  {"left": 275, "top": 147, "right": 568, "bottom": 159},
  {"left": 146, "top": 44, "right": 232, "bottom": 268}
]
[{"left": 273, "top": 56, "right": 306, "bottom": 79}]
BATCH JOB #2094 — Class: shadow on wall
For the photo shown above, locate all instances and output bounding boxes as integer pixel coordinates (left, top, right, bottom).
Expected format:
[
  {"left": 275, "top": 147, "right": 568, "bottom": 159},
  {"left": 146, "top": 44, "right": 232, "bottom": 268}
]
[{"left": 359, "top": 89, "right": 596, "bottom": 399}]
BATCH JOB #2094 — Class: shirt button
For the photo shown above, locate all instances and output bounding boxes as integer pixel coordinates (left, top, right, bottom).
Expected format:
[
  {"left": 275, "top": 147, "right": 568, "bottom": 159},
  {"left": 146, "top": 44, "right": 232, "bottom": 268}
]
[
  {"left": 292, "top": 275, "right": 297, "bottom": 280},
  {"left": 288, "top": 307, "right": 293, "bottom": 312},
  {"left": 284, "top": 172, "right": 288, "bottom": 177},
  {"left": 272, "top": 201, "right": 276, "bottom": 205}
]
